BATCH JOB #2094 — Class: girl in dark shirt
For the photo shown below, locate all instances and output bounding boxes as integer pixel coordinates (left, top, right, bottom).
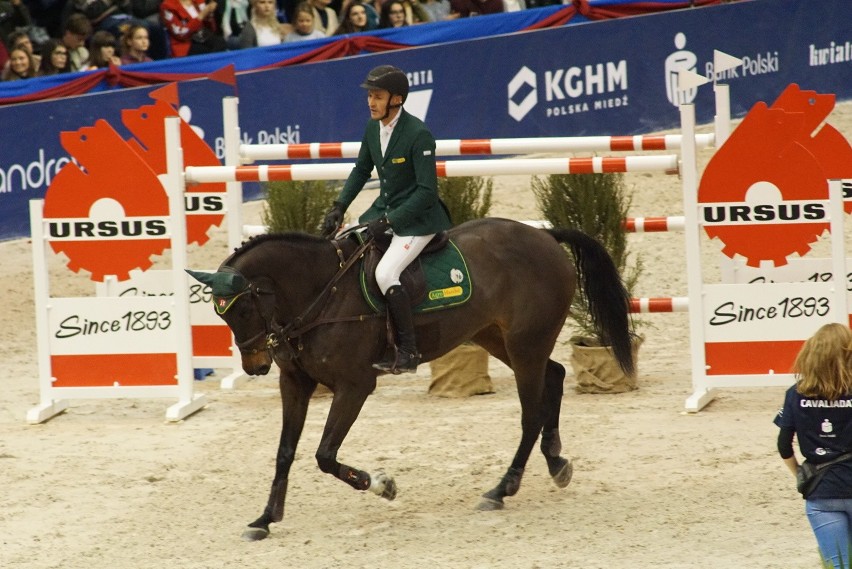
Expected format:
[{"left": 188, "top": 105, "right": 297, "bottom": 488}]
[{"left": 774, "top": 323, "right": 852, "bottom": 569}]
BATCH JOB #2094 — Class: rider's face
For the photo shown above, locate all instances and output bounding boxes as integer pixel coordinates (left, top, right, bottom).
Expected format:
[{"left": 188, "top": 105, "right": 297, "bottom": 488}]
[{"left": 367, "top": 89, "right": 401, "bottom": 122}]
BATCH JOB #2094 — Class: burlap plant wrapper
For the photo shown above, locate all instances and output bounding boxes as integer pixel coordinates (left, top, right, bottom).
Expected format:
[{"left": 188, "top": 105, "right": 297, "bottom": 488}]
[
  {"left": 428, "top": 343, "right": 494, "bottom": 398},
  {"left": 570, "top": 335, "right": 643, "bottom": 394}
]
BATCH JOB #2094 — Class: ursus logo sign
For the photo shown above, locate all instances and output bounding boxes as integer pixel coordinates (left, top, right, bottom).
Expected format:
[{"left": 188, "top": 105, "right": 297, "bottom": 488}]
[
  {"left": 698, "top": 102, "right": 830, "bottom": 268},
  {"left": 43, "top": 121, "right": 172, "bottom": 281},
  {"left": 42, "top": 87, "right": 227, "bottom": 281}
]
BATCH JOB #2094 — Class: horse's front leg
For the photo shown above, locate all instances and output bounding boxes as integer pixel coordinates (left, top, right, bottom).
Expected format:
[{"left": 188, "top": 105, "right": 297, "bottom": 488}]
[
  {"left": 314, "top": 379, "right": 397, "bottom": 501},
  {"left": 243, "top": 368, "right": 316, "bottom": 542}
]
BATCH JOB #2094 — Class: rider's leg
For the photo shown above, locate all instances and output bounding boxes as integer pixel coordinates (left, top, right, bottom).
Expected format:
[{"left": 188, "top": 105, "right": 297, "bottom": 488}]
[{"left": 374, "top": 233, "right": 434, "bottom": 374}]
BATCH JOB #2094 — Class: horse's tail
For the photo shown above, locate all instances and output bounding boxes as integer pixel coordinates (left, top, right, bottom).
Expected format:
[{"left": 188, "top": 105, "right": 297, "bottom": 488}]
[{"left": 547, "top": 228, "right": 635, "bottom": 377}]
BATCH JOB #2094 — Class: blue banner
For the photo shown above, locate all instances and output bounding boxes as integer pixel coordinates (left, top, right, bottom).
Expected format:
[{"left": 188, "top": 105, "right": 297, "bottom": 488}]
[{"left": 1, "top": 0, "right": 850, "bottom": 240}]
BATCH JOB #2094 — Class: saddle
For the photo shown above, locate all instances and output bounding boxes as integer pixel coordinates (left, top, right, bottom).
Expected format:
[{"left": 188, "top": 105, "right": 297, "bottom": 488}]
[{"left": 362, "top": 231, "right": 450, "bottom": 308}]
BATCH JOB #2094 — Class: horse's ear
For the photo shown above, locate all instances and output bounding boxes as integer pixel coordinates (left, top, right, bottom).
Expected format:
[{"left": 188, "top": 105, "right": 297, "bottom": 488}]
[{"left": 185, "top": 269, "right": 249, "bottom": 297}]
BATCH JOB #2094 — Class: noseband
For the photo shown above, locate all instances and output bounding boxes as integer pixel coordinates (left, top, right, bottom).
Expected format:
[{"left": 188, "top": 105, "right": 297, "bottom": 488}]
[{"left": 233, "top": 284, "right": 283, "bottom": 356}]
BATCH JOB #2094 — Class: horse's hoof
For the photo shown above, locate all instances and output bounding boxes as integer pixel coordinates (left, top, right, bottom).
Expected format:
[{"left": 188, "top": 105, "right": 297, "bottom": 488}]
[
  {"left": 369, "top": 470, "right": 397, "bottom": 501},
  {"left": 552, "top": 460, "right": 573, "bottom": 488},
  {"left": 241, "top": 527, "right": 270, "bottom": 542},
  {"left": 476, "top": 497, "right": 504, "bottom": 511}
]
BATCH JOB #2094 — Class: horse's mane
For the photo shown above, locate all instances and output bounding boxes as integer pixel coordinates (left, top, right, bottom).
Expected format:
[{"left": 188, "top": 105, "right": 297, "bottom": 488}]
[{"left": 222, "top": 232, "right": 328, "bottom": 267}]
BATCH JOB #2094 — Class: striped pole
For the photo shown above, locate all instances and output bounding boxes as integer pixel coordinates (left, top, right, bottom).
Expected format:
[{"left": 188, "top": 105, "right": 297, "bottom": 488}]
[
  {"left": 185, "top": 155, "right": 680, "bottom": 184},
  {"left": 623, "top": 216, "right": 685, "bottom": 233},
  {"left": 240, "top": 134, "right": 714, "bottom": 161},
  {"left": 522, "top": 217, "right": 685, "bottom": 233},
  {"left": 630, "top": 297, "right": 689, "bottom": 313}
]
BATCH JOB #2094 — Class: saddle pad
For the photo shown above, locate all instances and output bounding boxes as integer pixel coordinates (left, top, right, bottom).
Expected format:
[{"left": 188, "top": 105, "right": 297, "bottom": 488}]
[{"left": 360, "top": 239, "right": 473, "bottom": 314}]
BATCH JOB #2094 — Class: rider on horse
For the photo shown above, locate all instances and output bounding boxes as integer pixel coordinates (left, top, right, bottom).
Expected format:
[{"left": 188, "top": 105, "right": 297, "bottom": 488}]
[{"left": 321, "top": 64, "right": 452, "bottom": 375}]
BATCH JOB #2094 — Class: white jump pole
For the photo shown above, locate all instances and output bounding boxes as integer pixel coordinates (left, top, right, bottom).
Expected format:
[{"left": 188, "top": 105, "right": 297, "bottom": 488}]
[
  {"left": 223, "top": 96, "right": 244, "bottom": 254},
  {"left": 163, "top": 116, "right": 208, "bottom": 421},
  {"left": 714, "top": 83, "right": 732, "bottom": 147},
  {"left": 681, "top": 102, "right": 715, "bottom": 413}
]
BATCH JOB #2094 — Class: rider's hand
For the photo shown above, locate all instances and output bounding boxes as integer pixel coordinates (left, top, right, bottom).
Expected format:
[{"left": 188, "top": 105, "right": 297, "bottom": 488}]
[
  {"left": 366, "top": 215, "right": 391, "bottom": 238},
  {"left": 321, "top": 202, "right": 345, "bottom": 239}
]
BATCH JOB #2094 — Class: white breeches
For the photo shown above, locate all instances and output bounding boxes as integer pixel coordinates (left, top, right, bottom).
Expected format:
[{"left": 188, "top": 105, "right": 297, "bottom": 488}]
[{"left": 375, "top": 233, "right": 435, "bottom": 294}]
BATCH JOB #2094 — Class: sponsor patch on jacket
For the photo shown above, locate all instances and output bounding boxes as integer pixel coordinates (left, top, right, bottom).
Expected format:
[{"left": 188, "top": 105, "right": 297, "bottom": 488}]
[
  {"left": 392, "top": 157, "right": 406, "bottom": 164},
  {"left": 423, "top": 150, "right": 433, "bottom": 156}
]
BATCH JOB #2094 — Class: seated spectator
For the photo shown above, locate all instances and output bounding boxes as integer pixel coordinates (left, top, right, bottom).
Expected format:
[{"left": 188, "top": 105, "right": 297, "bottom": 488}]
[
  {"left": 308, "top": 0, "right": 337, "bottom": 36},
  {"left": 449, "top": 0, "right": 502, "bottom": 17},
  {"left": 130, "top": 0, "right": 173, "bottom": 58},
  {"left": 120, "top": 22, "right": 153, "bottom": 63},
  {"left": 70, "top": 0, "right": 170, "bottom": 60},
  {"left": 284, "top": 1, "right": 323, "bottom": 41},
  {"left": 39, "top": 38, "right": 71, "bottom": 75},
  {"left": 4, "top": 30, "right": 41, "bottom": 70},
  {"left": 217, "top": 0, "right": 250, "bottom": 50},
  {"left": 60, "top": 13, "right": 92, "bottom": 71},
  {"left": 238, "top": 0, "right": 287, "bottom": 47},
  {"left": 419, "top": 0, "right": 457, "bottom": 22},
  {"left": 0, "top": 45, "right": 37, "bottom": 79},
  {"left": 0, "top": 0, "right": 33, "bottom": 51},
  {"left": 333, "top": 0, "right": 371, "bottom": 34},
  {"left": 377, "top": 0, "right": 406, "bottom": 28},
  {"left": 338, "top": 0, "right": 375, "bottom": 29},
  {"left": 397, "top": 0, "right": 430, "bottom": 24},
  {"left": 86, "top": 29, "right": 121, "bottom": 67},
  {"left": 160, "top": 0, "right": 227, "bottom": 56}
]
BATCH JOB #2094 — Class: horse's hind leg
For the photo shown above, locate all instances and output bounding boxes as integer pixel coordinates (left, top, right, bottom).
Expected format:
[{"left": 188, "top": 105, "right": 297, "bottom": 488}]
[
  {"left": 475, "top": 336, "right": 550, "bottom": 511},
  {"left": 540, "top": 359, "right": 572, "bottom": 488}
]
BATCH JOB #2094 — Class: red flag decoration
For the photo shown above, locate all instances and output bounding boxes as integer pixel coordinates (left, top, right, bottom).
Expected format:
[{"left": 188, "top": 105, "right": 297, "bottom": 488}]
[
  {"left": 149, "top": 82, "right": 179, "bottom": 106},
  {"left": 209, "top": 64, "right": 237, "bottom": 87}
]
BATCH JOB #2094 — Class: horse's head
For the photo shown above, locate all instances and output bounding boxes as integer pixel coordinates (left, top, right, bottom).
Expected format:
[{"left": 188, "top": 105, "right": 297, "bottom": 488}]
[{"left": 186, "top": 267, "right": 277, "bottom": 376}]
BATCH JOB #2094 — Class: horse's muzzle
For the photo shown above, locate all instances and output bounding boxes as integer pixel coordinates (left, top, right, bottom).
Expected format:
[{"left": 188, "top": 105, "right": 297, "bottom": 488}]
[{"left": 241, "top": 350, "right": 273, "bottom": 376}]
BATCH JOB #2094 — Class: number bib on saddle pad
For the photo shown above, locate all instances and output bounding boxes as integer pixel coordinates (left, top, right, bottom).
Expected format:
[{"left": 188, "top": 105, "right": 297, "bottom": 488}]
[{"left": 356, "top": 232, "right": 473, "bottom": 313}]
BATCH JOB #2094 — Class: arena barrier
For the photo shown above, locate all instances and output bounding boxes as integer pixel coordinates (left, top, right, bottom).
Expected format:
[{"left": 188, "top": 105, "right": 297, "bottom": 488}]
[{"left": 28, "top": 117, "right": 207, "bottom": 423}]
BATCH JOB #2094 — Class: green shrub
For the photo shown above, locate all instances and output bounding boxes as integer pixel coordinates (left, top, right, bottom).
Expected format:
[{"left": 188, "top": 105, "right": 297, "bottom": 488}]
[
  {"left": 533, "top": 172, "right": 643, "bottom": 340},
  {"left": 438, "top": 176, "right": 493, "bottom": 224},
  {"left": 261, "top": 180, "right": 340, "bottom": 235}
]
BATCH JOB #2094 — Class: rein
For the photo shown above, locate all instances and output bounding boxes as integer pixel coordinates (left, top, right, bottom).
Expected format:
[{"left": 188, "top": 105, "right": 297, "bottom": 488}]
[{"left": 249, "top": 232, "right": 382, "bottom": 361}]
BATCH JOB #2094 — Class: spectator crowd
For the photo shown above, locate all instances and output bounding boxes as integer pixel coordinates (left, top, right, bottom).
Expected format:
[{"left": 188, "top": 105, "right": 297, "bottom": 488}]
[{"left": 0, "top": 0, "right": 559, "bottom": 80}]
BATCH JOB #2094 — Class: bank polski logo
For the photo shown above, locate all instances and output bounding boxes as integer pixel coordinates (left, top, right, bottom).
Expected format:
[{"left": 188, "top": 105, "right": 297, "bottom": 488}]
[
  {"left": 508, "top": 66, "right": 537, "bottom": 122},
  {"left": 664, "top": 32, "right": 698, "bottom": 107}
]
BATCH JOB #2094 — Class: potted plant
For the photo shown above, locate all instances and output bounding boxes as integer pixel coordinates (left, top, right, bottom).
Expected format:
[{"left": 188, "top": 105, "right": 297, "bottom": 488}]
[
  {"left": 262, "top": 179, "right": 340, "bottom": 234},
  {"left": 428, "top": 176, "right": 495, "bottom": 397},
  {"left": 532, "top": 172, "right": 644, "bottom": 393}
]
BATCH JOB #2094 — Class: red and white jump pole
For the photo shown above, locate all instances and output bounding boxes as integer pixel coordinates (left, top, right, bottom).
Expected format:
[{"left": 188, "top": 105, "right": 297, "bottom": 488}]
[
  {"left": 630, "top": 297, "right": 689, "bottom": 313},
  {"left": 186, "top": 155, "right": 679, "bottom": 184},
  {"left": 239, "top": 134, "right": 714, "bottom": 162}
]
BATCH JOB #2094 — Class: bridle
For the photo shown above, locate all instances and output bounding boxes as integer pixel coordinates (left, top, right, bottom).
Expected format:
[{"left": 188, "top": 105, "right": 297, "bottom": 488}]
[{"left": 230, "top": 233, "right": 380, "bottom": 362}]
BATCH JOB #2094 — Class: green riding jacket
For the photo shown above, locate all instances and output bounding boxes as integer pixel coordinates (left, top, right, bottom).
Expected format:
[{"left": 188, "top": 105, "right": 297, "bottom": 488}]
[{"left": 336, "top": 110, "right": 452, "bottom": 236}]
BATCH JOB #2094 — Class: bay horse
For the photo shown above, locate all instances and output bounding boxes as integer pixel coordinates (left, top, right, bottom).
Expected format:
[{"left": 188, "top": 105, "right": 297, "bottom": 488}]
[{"left": 188, "top": 217, "right": 634, "bottom": 541}]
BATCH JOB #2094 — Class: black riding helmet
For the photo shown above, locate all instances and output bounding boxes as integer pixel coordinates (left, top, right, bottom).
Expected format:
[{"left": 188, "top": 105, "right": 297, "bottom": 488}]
[{"left": 360, "top": 65, "right": 409, "bottom": 104}]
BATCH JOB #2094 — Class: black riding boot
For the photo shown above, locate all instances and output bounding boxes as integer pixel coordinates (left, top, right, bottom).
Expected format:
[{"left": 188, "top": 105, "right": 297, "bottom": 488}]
[{"left": 373, "top": 285, "right": 421, "bottom": 374}]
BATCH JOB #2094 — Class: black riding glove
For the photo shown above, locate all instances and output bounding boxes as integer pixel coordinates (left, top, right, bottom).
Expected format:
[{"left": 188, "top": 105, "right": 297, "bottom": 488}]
[
  {"left": 321, "top": 201, "right": 345, "bottom": 239},
  {"left": 366, "top": 215, "right": 391, "bottom": 238}
]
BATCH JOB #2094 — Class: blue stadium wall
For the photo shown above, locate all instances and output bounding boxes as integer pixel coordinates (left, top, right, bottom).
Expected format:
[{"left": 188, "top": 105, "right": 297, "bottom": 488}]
[{"left": 0, "top": 0, "right": 849, "bottom": 240}]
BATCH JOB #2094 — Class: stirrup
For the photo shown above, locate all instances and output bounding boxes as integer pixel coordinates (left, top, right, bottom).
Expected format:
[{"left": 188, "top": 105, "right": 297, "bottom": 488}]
[{"left": 373, "top": 349, "right": 421, "bottom": 375}]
